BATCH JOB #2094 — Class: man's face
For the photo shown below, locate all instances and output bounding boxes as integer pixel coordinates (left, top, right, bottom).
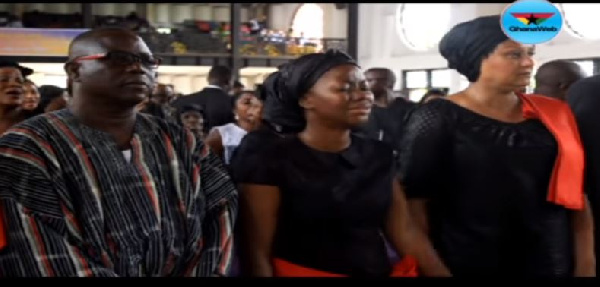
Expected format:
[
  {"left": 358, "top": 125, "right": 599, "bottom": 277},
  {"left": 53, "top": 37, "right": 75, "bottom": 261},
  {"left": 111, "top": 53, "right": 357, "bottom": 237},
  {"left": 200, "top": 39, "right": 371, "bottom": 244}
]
[
  {"left": 67, "top": 32, "right": 158, "bottom": 108},
  {"left": 365, "top": 70, "right": 391, "bottom": 96}
]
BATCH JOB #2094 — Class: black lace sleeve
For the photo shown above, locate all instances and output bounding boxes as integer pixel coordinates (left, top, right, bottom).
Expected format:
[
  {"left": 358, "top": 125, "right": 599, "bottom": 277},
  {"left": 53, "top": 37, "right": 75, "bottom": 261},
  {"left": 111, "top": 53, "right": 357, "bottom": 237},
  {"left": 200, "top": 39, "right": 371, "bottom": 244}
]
[{"left": 397, "top": 101, "right": 452, "bottom": 199}]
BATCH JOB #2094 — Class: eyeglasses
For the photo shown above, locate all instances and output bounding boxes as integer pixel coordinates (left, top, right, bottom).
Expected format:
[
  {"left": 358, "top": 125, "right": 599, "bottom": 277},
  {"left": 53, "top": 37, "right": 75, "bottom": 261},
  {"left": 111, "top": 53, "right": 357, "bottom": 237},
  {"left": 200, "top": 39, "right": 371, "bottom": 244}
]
[{"left": 68, "top": 50, "right": 161, "bottom": 69}]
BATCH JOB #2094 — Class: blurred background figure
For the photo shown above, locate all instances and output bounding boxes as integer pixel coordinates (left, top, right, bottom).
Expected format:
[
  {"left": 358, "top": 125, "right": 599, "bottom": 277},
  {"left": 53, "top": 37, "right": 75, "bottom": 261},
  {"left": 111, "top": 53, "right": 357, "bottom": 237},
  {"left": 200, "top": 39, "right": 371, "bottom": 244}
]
[
  {"left": 177, "top": 104, "right": 206, "bottom": 140},
  {"left": 172, "top": 65, "right": 234, "bottom": 134},
  {"left": 365, "top": 67, "right": 395, "bottom": 108},
  {"left": 231, "top": 80, "right": 245, "bottom": 96},
  {"left": 21, "top": 78, "right": 40, "bottom": 118},
  {"left": 205, "top": 90, "right": 262, "bottom": 165},
  {"left": 0, "top": 61, "right": 32, "bottom": 134},
  {"left": 140, "top": 83, "right": 176, "bottom": 122},
  {"left": 36, "top": 85, "right": 68, "bottom": 114},
  {"left": 534, "top": 60, "right": 586, "bottom": 101}
]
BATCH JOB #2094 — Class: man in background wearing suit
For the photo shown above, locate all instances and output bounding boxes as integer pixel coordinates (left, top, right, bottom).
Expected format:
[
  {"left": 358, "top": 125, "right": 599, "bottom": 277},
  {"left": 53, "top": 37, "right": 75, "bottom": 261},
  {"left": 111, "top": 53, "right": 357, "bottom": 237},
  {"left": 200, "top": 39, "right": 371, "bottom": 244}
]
[{"left": 172, "top": 65, "right": 234, "bottom": 133}]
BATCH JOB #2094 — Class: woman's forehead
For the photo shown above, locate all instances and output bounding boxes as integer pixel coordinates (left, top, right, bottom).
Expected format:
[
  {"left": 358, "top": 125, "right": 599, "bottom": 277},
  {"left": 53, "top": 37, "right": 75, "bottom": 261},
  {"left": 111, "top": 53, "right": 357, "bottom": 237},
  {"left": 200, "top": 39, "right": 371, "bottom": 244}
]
[
  {"left": 323, "top": 65, "right": 364, "bottom": 81},
  {"left": 498, "top": 40, "right": 534, "bottom": 50}
]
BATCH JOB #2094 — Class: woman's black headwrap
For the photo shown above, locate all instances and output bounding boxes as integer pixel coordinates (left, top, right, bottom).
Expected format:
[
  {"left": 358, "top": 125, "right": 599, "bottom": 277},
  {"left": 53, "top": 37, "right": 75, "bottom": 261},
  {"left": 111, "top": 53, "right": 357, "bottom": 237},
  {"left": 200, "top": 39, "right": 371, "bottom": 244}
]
[
  {"left": 260, "top": 49, "right": 358, "bottom": 134},
  {"left": 439, "top": 15, "right": 509, "bottom": 82}
]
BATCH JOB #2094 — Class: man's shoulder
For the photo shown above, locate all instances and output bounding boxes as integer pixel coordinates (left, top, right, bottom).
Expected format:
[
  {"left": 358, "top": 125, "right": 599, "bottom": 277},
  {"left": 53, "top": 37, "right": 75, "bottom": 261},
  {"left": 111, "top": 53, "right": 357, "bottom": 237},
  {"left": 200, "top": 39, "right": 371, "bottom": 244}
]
[
  {"left": 138, "top": 112, "right": 185, "bottom": 135},
  {"left": 1, "top": 111, "right": 65, "bottom": 144},
  {"left": 137, "top": 113, "right": 203, "bottom": 151}
]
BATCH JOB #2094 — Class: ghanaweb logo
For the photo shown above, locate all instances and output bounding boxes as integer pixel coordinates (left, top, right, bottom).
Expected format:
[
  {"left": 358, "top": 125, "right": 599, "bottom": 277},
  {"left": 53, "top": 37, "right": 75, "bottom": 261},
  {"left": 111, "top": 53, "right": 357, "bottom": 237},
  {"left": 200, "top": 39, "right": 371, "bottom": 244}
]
[{"left": 501, "top": 0, "right": 563, "bottom": 44}]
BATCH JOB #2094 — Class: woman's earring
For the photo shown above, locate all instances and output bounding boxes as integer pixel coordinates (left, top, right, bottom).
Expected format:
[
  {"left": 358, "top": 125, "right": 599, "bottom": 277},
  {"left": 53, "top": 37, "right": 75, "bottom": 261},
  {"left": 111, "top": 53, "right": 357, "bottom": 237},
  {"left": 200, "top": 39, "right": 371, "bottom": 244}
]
[{"left": 234, "top": 114, "right": 239, "bottom": 120}]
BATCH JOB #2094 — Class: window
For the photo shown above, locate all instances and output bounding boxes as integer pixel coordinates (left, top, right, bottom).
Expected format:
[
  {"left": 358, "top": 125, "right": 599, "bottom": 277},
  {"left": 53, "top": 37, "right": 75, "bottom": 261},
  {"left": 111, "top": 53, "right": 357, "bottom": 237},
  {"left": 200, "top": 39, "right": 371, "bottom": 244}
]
[
  {"left": 409, "top": 89, "right": 429, "bottom": 102},
  {"left": 395, "top": 4, "right": 452, "bottom": 51},
  {"left": 405, "top": 71, "right": 428, "bottom": 89},
  {"left": 431, "top": 69, "right": 451, "bottom": 88},
  {"left": 560, "top": 58, "right": 600, "bottom": 77},
  {"left": 292, "top": 4, "right": 324, "bottom": 40},
  {"left": 459, "top": 76, "right": 470, "bottom": 91},
  {"left": 560, "top": 4, "right": 600, "bottom": 40},
  {"left": 573, "top": 60, "right": 594, "bottom": 77},
  {"left": 403, "top": 68, "right": 451, "bottom": 102}
]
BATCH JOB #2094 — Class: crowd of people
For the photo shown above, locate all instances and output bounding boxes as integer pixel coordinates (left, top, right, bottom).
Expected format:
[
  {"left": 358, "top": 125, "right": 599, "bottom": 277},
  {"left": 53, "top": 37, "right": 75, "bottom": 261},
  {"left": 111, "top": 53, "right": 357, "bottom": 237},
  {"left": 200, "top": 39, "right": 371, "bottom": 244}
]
[{"left": 0, "top": 14, "right": 597, "bottom": 277}]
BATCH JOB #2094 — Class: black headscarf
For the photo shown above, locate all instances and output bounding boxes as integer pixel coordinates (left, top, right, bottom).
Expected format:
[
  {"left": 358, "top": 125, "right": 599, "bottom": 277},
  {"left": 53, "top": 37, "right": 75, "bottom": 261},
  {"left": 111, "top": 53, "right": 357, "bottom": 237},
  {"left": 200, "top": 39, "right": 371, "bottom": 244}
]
[
  {"left": 261, "top": 49, "right": 358, "bottom": 134},
  {"left": 439, "top": 15, "right": 509, "bottom": 82}
]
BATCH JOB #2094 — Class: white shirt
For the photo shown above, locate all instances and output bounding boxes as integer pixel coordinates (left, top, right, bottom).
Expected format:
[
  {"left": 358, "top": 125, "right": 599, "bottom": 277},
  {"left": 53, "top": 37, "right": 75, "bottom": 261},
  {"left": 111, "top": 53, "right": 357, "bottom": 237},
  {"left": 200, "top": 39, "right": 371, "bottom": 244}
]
[
  {"left": 205, "top": 85, "right": 222, "bottom": 90},
  {"left": 122, "top": 149, "right": 132, "bottom": 163},
  {"left": 213, "top": 123, "right": 247, "bottom": 165}
]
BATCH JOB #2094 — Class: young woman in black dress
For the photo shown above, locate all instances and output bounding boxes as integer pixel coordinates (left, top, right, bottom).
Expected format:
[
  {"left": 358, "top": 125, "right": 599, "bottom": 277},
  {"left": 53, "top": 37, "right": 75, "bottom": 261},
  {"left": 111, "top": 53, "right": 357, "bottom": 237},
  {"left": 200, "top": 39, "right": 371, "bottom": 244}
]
[
  {"left": 398, "top": 15, "right": 595, "bottom": 277},
  {"left": 231, "top": 50, "right": 450, "bottom": 277}
]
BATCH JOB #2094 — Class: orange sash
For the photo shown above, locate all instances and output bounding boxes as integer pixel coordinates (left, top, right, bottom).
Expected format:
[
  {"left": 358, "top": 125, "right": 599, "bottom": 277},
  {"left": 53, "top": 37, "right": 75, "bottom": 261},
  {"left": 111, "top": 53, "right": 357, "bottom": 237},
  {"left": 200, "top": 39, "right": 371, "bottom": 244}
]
[
  {"left": 519, "top": 93, "right": 585, "bottom": 210},
  {"left": 273, "top": 256, "right": 419, "bottom": 277}
]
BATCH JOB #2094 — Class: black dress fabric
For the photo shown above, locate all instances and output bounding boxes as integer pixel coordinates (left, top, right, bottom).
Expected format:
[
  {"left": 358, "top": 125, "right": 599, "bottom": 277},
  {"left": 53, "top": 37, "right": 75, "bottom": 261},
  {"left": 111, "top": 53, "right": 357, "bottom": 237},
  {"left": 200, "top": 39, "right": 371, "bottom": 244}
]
[
  {"left": 231, "top": 133, "right": 396, "bottom": 277},
  {"left": 397, "top": 99, "right": 574, "bottom": 277},
  {"left": 566, "top": 75, "right": 600, "bottom": 275}
]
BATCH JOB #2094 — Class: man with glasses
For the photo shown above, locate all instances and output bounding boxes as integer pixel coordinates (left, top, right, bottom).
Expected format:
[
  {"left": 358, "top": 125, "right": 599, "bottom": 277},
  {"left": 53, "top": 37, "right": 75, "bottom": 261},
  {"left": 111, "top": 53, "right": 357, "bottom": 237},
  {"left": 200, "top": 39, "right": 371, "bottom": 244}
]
[{"left": 0, "top": 27, "right": 237, "bottom": 277}]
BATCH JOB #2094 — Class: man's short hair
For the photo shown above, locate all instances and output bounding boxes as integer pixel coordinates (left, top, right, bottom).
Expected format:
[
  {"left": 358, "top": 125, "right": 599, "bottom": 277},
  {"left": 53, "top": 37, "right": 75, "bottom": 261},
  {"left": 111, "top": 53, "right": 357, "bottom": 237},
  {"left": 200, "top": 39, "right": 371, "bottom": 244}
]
[
  {"left": 365, "top": 67, "right": 396, "bottom": 87},
  {"left": 208, "top": 65, "right": 232, "bottom": 82}
]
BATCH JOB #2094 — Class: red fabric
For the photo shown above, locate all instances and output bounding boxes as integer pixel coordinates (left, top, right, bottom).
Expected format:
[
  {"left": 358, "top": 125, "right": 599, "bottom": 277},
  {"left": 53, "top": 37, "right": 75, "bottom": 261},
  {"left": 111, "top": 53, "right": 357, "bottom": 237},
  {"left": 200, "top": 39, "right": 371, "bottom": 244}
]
[
  {"left": 273, "top": 256, "right": 419, "bottom": 277},
  {"left": 518, "top": 93, "right": 585, "bottom": 210},
  {"left": 0, "top": 205, "right": 5, "bottom": 250}
]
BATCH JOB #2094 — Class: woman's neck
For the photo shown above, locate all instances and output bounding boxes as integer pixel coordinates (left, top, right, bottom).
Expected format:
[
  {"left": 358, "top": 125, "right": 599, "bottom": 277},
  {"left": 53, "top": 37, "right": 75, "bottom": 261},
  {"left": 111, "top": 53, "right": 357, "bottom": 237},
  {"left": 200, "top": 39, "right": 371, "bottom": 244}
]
[
  {"left": 464, "top": 82, "right": 520, "bottom": 110},
  {"left": 299, "top": 123, "right": 350, "bottom": 153},
  {"left": 459, "top": 82, "right": 524, "bottom": 123}
]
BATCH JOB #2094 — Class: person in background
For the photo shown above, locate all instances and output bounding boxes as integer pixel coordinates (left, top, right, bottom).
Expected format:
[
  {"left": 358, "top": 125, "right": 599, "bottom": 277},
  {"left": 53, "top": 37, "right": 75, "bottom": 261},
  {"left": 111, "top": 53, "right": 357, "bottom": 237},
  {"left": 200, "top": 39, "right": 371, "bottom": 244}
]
[
  {"left": 0, "top": 61, "right": 32, "bottom": 134},
  {"left": 21, "top": 78, "right": 41, "bottom": 118},
  {"left": 360, "top": 67, "right": 417, "bottom": 151},
  {"left": 534, "top": 60, "right": 586, "bottom": 101},
  {"left": 205, "top": 90, "right": 262, "bottom": 166},
  {"left": 231, "top": 80, "right": 245, "bottom": 96},
  {"left": 36, "top": 85, "right": 68, "bottom": 114},
  {"left": 567, "top": 75, "right": 600, "bottom": 275},
  {"left": 399, "top": 15, "right": 594, "bottom": 277},
  {"left": 418, "top": 89, "right": 447, "bottom": 104},
  {"left": 178, "top": 104, "right": 206, "bottom": 140},
  {"left": 365, "top": 68, "right": 396, "bottom": 108},
  {"left": 140, "top": 83, "right": 176, "bottom": 122},
  {"left": 0, "top": 27, "right": 237, "bottom": 277},
  {"left": 172, "top": 65, "right": 234, "bottom": 134},
  {"left": 232, "top": 50, "right": 450, "bottom": 277}
]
